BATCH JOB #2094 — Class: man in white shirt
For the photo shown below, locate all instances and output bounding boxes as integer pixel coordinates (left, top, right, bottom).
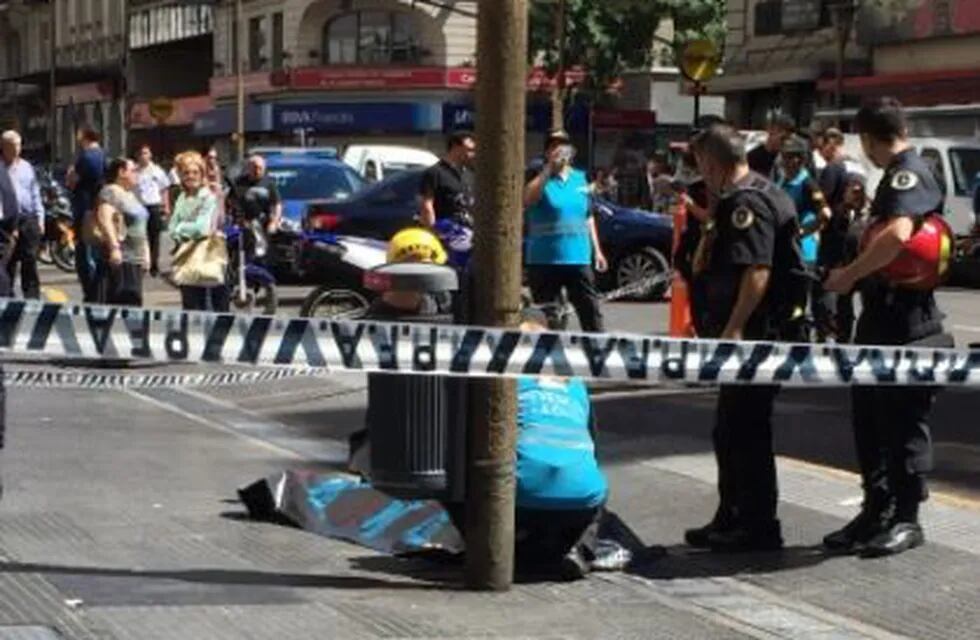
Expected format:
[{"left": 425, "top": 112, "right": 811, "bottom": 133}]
[
  {"left": 135, "top": 144, "right": 171, "bottom": 276},
  {"left": 1, "top": 130, "right": 43, "bottom": 299}
]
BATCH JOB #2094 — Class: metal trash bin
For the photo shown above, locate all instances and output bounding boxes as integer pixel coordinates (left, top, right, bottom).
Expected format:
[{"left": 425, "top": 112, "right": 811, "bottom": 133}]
[{"left": 364, "top": 262, "right": 467, "bottom": 502}]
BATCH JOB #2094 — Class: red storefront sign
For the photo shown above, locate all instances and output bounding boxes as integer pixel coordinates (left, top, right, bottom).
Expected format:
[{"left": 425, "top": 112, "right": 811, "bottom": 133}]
[
  {"left": 816, "top": 68, "right": 980, "bottom": 107},
  {"left": 210, "top": 72, "right": 276, "bottom": 99},
  {"left": 129, "top": 95, "right": 214, "bottom": 129},
  {"left": 253, "top": 66, "right": 589, "bottom": 93},
  {"left": 592, "top": 109, "right": 657, "bottom": 130}
]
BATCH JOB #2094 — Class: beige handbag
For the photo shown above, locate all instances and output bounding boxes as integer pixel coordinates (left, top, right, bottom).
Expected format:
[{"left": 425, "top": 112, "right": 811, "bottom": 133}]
[{"left": 170, "top": 233, "right": 228, "bottom": 287}]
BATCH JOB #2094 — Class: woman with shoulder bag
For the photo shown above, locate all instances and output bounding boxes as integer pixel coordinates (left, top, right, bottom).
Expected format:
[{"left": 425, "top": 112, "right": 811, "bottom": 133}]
[
  {"left": 168, "top": 151, "right": 227, "bottom": 310},
  {"left": 88, "top": 157, "right": 149, "bottom": 306}
]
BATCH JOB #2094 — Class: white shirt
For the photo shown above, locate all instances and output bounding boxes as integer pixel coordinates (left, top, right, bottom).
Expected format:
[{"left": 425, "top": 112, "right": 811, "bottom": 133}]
[{"left": 136, "top": 162, "right": 170, "bottom": 206}]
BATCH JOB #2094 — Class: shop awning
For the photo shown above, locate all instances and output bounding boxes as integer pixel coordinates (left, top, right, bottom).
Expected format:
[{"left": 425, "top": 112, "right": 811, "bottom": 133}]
[{"left": 817, "top": 68, "right": 980, "bottom": 106}]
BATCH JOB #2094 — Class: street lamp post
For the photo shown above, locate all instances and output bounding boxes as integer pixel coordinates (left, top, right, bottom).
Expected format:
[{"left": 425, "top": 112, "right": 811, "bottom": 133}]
[{"left": 234, "top": 0, "right": 245, "bottom": 161}]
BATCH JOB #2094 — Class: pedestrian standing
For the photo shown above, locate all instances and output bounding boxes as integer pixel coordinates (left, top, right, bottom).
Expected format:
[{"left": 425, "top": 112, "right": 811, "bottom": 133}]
[
  {"left": 683, "top": 124, "right": 807, "bottom": 552},
  {"left": 0, "top": 153, "right": 15, "bottom": 505},
  {"left": 135, "top": 144, "right": 171, "bottom": 277},
  {"left": 419, "top": 131, "right": 476, "bottom": 228},
  {"left": 168, "top": 151, "right": 222, "bottom": 311},
  {"left": 823, "top": 98, "right": 951, "bottom": 557},
  {"left": 88, "top": 158, "right": 149, "bottom": 305},
  {"left": 813, "top": 128, "right": 854, "bottom": 341},
  {"left": 0, "top": 131, "right": 43, "bottom": 299},
  {"left": 204, "top": 147, "right": 229, "bottom": 312},
  {"left": 777, "top": 135, "right": 831, "bottom": 333},
  {"left": 524, "top": 129, "right": 608, "bottom": 332},
  {"left": 67, "top": 127, "right": 106, "bottom": 303},
  {"left": 747, "top": 113, "right": 795, "bottom": 180}
]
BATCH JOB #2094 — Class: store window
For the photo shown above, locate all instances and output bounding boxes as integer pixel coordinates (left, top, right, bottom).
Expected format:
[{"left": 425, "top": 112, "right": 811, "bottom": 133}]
[
  {"left": 272, "top": 12, "right": 284, "bottom": 70},
  {"left": 322, "top": 11, "right": 422, "bottom": 65},
  {"left": 249, "top": 15, "right": 268, "bottom": 71}
]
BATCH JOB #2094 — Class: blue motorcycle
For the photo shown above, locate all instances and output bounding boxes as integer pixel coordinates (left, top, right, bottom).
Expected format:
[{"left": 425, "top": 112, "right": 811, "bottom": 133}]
[{"left": 226, "top": 219, "right": 278, "bottom": 316}]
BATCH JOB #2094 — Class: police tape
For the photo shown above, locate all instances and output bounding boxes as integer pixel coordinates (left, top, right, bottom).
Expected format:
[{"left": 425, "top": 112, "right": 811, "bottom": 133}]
[
  {"left": 1, "top": 366, "right": 332, "bottom": 389},
  {"left": 0, "top": 297, "right": 978, "bottom": 388}
]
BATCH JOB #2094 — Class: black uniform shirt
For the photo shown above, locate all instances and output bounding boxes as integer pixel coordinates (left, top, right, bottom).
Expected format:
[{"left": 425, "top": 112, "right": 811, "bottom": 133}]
[
  {"left": 817, "top": 160, "right": 850, "bottom": 266},
  {"left": 747, "top": 145, "right": 778, "bottom": 179},
  {"left": 232, "top": 173, "right": 281, "bottom": 222},
  {"left": 859, "top": 148, "right": 945, "bottom": 343},
  {"left": 420, "top": 159, "right": 474, "bottom": 224},
  {"left": 697, "top": 172, "right": 787, "bottom": 339}
]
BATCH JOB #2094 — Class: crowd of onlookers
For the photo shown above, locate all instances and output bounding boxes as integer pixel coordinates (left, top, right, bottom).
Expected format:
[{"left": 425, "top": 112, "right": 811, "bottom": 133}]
[{"left": 0, "top": 124, "right": 289, "bottom": 313}]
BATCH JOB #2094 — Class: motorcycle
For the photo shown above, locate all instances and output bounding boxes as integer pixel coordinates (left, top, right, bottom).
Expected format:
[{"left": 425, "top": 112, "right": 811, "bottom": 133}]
[
  {"left": 37, "top": 170, "right": 75, "bottom": 272},
  {"left": 297, "top": 229, "right": 388, "bottom": 319},
  {"left": 226, "top": 218, "right": 278, "bottom": 316}
]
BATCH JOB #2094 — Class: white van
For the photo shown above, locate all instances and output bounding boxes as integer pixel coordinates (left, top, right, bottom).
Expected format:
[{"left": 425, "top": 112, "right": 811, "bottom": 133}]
[
  {"left": 829, "top": 136, "right": 980, "bottom": 238},
  {"left": 342, "top": 145, "right": 439, "bottom": 183}
]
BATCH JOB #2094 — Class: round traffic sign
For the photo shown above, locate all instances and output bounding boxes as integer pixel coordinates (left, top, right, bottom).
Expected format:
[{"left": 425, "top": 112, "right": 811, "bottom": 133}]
[{"left": 680, "top": 39, "right": 720, "bottom": 84}]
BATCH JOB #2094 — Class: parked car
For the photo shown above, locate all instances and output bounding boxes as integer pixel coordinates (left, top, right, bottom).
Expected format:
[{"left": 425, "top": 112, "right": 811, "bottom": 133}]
[
  {"left": 304, "top": 169, "right": 673, "bottom": 298},
  {"left": 342, "top": 145, "right": 439, "bottom": 183},
  {"left": 241, "top": 153, "right": 365, "bottom": 279}
]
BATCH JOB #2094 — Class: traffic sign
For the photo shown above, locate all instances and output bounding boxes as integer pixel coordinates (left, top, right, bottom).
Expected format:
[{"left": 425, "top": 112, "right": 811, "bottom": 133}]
[{"left": 680, "top": 39, "right": 720, "bottom": 84}]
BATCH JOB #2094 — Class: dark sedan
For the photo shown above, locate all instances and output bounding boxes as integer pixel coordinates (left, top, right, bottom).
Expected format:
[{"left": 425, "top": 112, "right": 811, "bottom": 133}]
[{"left": 305, "top": 169, "right": 673, "bottom": 298}]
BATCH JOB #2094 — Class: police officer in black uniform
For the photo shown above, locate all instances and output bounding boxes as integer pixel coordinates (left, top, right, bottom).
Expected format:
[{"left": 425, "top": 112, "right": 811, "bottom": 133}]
[
  {"left": 683, "top": 124, "right": 807, "bottom": 552},
  {"left": 823, "top": 98, "right": 950, "bottom": 557}
]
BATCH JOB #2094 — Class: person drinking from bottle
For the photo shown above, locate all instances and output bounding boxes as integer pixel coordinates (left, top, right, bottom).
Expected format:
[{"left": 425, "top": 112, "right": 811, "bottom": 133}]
[{"left": 523, "top": 129, "right": 608, "bottom": 332}]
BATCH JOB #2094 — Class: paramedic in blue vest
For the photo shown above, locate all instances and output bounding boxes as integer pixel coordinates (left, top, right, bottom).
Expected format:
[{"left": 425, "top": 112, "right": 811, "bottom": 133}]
[
  {"left": 777, "top": 135, "right": 831, "bottom": 324},
  {"left": 511, "top": 307, "right": 608, "bottom": 579},
  {"left": 524, "top": 129, "right": 608, "bottom": 332},
  {"left": 824, "top": 98, "right": 951, "bottom": 557}
]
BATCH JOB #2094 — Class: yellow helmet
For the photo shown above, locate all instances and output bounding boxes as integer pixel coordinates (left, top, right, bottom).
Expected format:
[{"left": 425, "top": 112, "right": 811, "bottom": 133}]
[{"left": 387, "top": 227, "right": 448, "bottom": 265}]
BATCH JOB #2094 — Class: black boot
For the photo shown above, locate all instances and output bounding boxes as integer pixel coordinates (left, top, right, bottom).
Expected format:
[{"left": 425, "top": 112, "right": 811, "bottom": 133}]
[
  {"left": 685, "top": 508, "right": 736, "bottom": 549},
  {"left": 707, "top": 520, "right": 783, "bottom": 553},
  {"left": 860, "top": 492, "right": 925, "bottom": 558},
  {"left": 823, "top": 493, "right": 894, "bottom": 553}
]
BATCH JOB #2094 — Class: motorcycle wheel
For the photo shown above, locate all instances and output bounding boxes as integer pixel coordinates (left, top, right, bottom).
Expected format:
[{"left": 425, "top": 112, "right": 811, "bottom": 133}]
[
  {"left": 231, "top": 283, "right": 278, "bottom": 316},
  {"left": 300, "top": 287, "right": 370, "bottom": 320},
  {"left": 52, "top": 241, "right": 76, "bottom": 273}
]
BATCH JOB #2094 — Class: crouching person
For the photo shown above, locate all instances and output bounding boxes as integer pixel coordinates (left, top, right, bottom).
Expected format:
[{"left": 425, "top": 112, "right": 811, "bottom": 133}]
[{"left": 508, "top": 308, "right": 609, "bottom": 580}]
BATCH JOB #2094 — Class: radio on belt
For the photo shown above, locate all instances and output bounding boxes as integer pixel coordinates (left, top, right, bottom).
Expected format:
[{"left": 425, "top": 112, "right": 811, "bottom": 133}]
[{"left": 363, "top": 262, "right": 467, "bottom": 502}]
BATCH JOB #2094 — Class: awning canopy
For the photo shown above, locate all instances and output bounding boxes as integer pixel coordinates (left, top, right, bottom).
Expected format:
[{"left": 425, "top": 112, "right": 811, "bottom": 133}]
[{"left": 817, "top": 68, "right": 980, "bottom": 106}]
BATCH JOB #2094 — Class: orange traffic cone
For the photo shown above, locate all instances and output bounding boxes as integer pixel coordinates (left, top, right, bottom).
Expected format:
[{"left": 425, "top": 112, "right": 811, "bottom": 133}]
[{"left": 669, "top": 198, "right": 695, "bottom": 337}]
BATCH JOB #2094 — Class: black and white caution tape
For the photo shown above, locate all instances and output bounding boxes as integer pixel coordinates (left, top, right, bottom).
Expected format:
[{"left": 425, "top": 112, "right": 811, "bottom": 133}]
[
  {"left": 0, "top": 298, "right": 979, "bottom": 387},
  {"left": 2, "top": 367, "right": 332, "bottom": 389}
]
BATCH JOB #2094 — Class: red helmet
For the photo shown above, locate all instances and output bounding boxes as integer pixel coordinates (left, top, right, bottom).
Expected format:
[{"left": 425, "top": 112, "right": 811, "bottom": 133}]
[{"left": 860, "top": 215, "right": 954, "bottom": 291}]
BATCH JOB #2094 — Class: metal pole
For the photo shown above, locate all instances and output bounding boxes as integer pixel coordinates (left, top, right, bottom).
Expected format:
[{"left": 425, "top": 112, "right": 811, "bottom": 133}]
[
  {"left": 234, "top": 0, "right": 245, "bottom": 161},
  {"left": 465, "top": 0, "right": 527, "bottom": 592},
  {"left": 693, "top": 84, "right": 702, "bottom": 127},
  {"left": 48, "top": 0, "right": 57, "bottom": 165}
]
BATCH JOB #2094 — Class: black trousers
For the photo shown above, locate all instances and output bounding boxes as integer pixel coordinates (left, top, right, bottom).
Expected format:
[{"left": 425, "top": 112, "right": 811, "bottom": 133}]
[
  {"left": 446, "top": 503, "right": 601, "bottom": 574},
  {"left": 7, "top": 218, "right": 40, "bottom": 299},
  {"left": 145, "top": 205, "right": 164, "bottom": 273},
  {"left": 850, "top": 315, "right": 948, "bottom": 519},
  {"left": 713, "top": 385, "right": 781, "bottom": 529},
  {"left": 527, "top": 264, "right": 604, "bottom": 332},
  {"left": 103, "top": 262, "right": 144, "bottom": 307},
  {"left": 0, "top": 263, "right": 9, "bottom": 456},
  {"left": 180, "top": 285, "right": 229, "bottom": 312}
]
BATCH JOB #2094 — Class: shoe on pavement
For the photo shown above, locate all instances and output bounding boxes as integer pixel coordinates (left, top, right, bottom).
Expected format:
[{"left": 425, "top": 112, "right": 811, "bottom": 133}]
[
  {"left": 559, "top": 547, "right": 590, "bottom": 581},
  {"left": 707, "top": 526, "right": 783, "bottom": 553},
  {"left": 859, "top": 522, "right": 925, "bottom": 558},
  {"left": 823, "top": 502, "right": 893, "bottom": 553},
  {"left": 685, "top": 515, "right": 736, "bottom": 549}
]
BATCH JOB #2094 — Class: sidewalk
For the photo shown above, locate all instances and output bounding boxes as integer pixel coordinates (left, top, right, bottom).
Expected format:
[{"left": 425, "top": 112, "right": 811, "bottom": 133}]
[{"left": 0, "top": 381, "right": 977, "bottom": 639}]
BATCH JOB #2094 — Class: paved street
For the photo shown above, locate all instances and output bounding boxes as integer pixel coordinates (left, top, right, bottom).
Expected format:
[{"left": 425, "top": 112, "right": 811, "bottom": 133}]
[{"left": 0, "top": 265, "right": 976, "bottom": 638}]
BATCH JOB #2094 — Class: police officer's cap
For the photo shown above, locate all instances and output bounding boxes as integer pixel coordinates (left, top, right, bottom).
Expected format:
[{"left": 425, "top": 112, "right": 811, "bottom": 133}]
[{"left": 781, "top": 135, "right": 809, "bottom": 157}]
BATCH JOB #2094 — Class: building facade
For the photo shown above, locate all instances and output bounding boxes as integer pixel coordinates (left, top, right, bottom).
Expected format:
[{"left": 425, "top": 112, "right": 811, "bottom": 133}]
[
  {"left": 715, "top": 0, "right": 980, "bottom": 136},
  {"left": 0, "top": 0, "right": 128, "bottom": 164}
]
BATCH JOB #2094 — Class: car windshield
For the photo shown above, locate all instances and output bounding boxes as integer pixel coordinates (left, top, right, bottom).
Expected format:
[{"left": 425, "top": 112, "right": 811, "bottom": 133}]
[
  {"left": 950, "top": 148, "right": 980, "bottom": 197},
  {"left": 382, "top": 162, "right": 430, "bottom": 178},
  {"left": 266, "top": 165, "right": 364, "bottom": 200}
]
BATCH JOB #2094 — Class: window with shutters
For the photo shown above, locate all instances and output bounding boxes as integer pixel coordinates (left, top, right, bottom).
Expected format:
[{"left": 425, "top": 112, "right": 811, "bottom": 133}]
[{"left": 322, "top": 11, "right": 423, "bottom": 65}]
